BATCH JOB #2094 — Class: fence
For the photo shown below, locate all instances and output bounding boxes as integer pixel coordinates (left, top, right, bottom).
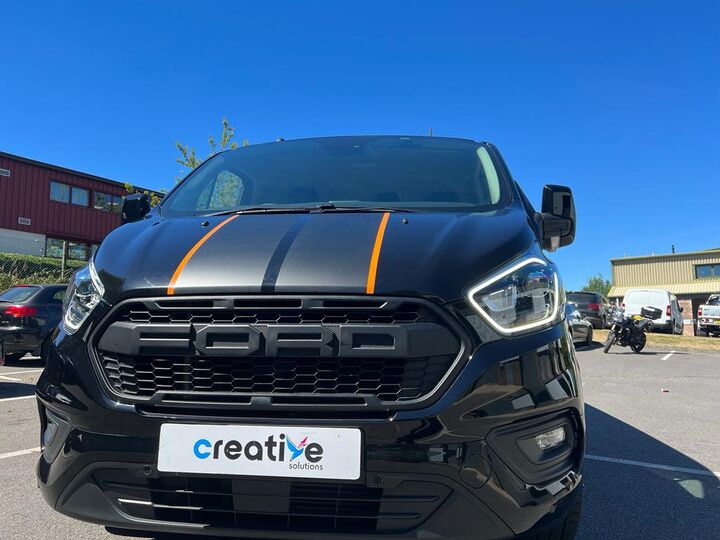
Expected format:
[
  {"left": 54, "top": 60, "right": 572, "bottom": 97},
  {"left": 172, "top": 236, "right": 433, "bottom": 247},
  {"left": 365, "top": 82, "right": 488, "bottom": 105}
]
[{"left": 0, "top": 238, "right": 91, "bottom": 292}]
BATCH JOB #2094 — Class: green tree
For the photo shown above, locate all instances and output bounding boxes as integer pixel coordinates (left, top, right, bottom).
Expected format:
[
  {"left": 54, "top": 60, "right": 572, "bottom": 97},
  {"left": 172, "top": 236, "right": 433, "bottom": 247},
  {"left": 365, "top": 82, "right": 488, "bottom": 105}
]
[
  {"left": 175, "top": 117, "right": 248, "bottom": 177},
  {"left": 175, "top": 118, "right": 249, "bottom": 209},
  {"left": 120, "top": 119, "right": 246, "bottom": 209},
  {"left": 581, "top": 273, "right": 612, "bottom": 297},
  {"left": 123, "top": 182, "right": 163, "bottom": 207}
]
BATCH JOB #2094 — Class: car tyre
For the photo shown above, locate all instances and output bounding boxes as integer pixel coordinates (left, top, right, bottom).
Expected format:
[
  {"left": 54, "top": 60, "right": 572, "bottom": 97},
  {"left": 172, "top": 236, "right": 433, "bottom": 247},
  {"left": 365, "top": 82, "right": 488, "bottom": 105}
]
[
  {"left": 585, "top": 328, "right": 593, "bottom": 346},
  {"left": 4, "top": 353, "right": 26, "bottom": 363}
]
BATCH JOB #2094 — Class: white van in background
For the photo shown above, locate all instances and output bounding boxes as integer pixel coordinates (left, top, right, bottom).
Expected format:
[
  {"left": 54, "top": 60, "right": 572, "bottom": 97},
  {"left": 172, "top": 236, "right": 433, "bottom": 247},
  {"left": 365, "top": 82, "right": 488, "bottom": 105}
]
[{"left": 622, "top": 288, "right": 683, "bottom": 334}]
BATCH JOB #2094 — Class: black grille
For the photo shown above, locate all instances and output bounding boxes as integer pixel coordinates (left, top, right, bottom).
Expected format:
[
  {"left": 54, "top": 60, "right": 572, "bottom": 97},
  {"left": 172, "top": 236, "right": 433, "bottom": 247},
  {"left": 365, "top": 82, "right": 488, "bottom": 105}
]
[
  {"left": 94, "top": 470, "right": 450, "bottom": 534},
  {"left": 119, "top": 304, "right": 422, "bottom": 326},
  {"left": 94, "top": 296, "right": 462, "bottom": 405},
  {"left": 100, "top": 353, "right": 454, "bottom": 400}
]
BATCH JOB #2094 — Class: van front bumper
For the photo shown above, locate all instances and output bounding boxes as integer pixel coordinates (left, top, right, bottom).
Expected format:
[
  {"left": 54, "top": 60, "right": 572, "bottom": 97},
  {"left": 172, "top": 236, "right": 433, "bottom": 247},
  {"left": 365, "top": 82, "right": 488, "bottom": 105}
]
[{"left": 36, "top": 322, "right": 584, "bottom": 539}]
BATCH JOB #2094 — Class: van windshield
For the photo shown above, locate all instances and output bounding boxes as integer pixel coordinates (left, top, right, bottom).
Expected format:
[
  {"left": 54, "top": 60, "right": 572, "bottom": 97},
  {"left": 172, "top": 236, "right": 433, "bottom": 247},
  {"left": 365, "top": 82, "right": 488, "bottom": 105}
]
[
  {"left": 624, "top": 290, "right": 667, "bottom": 306},
  {"left": 160, "top": 136, "right": 510, "bottom": 217}
]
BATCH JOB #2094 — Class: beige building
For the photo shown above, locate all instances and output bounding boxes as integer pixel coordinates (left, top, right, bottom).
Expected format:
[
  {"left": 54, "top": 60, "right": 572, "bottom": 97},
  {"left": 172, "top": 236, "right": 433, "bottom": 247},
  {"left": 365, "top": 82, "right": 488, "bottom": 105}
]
[{"left": 608, "top": 248, "right": 720, "bottom": 335}]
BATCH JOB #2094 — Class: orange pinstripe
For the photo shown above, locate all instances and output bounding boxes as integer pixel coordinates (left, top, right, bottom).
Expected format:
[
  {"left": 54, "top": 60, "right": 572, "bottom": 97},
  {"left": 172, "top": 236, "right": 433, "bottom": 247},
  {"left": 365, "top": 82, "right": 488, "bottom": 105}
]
[
  {"left": 167, "top": 215, "right": 239, "bottom": 295},
  {"left": 365, "top": 212, "right": 391, "bottom": 294}
]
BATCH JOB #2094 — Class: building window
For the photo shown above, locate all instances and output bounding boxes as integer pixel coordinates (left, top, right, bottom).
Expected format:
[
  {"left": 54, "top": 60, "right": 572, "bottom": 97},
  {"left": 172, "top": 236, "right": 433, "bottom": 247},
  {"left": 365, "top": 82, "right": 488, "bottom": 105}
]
[
  {"left": 68, "top": 241, "right": 88, "bottom": 260},
  {"left": 45, "top": 238, "right": 90, "bottom": 261},
  {"left": 71, "top": 186, "right": 89, "bottom": 206},
  {"left": 45, "top": 238, "right": 65, "bottom": 258},
  {"left": 696, "top": 264, "right": 720, "bottom": 279},
  {"left": 50, "top": 181, "right": 70, "bottom": 203},
  {"left": 94, "top": 192, "right": 123, "bottom": 213},
  {"left": 94, "top": 192, "right": 112, "bottom": 211}
]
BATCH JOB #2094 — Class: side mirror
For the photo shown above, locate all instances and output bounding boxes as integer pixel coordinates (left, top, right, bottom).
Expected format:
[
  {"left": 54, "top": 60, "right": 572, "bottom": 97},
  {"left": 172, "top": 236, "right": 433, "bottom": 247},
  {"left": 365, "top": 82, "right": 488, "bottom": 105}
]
[
  {"left": 538, "top": 184, "right": 576, "bottom": 251},
  {"left": 121, "top": 193, "right": 151, "bottom": 224}
]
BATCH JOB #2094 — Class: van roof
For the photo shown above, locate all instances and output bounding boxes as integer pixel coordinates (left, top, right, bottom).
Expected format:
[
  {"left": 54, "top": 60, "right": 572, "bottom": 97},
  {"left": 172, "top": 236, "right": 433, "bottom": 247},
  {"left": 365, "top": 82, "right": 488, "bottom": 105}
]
[{"left": 624, "top": 288, "right": 669, "bottom": 293}]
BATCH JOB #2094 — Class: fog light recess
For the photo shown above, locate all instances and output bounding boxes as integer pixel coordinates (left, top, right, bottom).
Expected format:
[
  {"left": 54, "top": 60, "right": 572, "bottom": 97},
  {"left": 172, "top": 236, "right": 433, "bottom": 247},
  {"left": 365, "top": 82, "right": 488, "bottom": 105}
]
[{"left": 535, "top": 426, "right": 565, "bottom": 451}]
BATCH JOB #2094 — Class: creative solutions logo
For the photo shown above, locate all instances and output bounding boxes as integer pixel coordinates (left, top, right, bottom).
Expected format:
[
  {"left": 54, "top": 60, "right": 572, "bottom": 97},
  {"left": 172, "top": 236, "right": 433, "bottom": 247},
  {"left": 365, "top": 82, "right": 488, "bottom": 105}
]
[
  {"left": 192, "top": 433, "right": 325, "bottom": 471},
  {"left": 286, "top": 436, "right": 308, "bottom": 461}
]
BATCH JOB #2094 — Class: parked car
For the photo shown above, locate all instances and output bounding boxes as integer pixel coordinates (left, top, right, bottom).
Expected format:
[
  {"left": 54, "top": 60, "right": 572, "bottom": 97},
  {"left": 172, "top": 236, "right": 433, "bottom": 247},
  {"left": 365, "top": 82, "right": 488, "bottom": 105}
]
[
  {"left": 697, "top": 294, "right": 720, "bottom": 337},
  {"left": 37, "top": 136, "right": 584, "bottom": 540},
  {"left": 566, "top": 302, "right": 594, "bottom": 345},
  {"left": 0, "top": 284, "right": 66, "bottom": 363},
  {"left": 566, "top": 291, "right": 612, "bottom": 328},
  {"left": 621, "top": 288, "right": 683, "bottom": 334}
]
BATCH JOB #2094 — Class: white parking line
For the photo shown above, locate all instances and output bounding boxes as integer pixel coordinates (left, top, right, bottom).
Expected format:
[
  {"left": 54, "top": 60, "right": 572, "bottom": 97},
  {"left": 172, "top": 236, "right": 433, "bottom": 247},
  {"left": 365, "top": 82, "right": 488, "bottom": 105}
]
[
  {"left": 586, "top": 454, "right": 720, "bottom": 478},
  {"left": 0, "top": 395, "right": 36, "bottom": 402},
  {"left": 0, "top": 447, "right": 40, "bottom": 460},
  {"left": 0, "top": 369, "right": 44, "bottom": 376},
  {"left": 661, "top": 350, "right": 677, "bottom": 361},
  {"left": 0, "top": 375, "right": 22, "bottom": 382}
]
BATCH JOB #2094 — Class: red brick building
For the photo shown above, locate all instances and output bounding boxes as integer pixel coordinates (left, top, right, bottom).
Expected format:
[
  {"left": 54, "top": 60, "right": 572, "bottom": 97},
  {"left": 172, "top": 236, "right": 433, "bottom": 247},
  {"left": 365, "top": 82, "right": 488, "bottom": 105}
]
[{"left": 0, "top": 151, "right": 157, "bottom": 261}]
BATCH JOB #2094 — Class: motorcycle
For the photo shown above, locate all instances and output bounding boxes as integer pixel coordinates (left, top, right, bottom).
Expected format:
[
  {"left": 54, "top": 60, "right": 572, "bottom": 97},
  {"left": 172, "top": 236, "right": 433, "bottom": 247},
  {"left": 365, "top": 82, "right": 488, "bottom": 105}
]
[{"left": 603, "top": 305, "right": 662, "bottom": 353}]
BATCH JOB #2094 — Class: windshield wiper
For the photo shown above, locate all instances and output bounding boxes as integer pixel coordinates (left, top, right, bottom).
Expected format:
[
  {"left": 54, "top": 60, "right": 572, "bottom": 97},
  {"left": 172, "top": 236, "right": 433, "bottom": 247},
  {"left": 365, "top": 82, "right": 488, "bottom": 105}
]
[
  {"left": 308, "top": 204, "right": 414, "bottom": 213},
  {"left": 204, "top": 206, "right": 316, "bottom": 217},
  {"left": 203, "top": 204, "right": 414, "bottom": 217}
]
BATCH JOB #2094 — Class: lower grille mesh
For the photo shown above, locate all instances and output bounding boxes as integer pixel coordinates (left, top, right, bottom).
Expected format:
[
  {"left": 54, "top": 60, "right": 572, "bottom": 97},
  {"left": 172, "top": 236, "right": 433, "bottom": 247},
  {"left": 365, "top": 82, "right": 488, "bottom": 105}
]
[{"left": 94, "top": 471, "right": 450, "bottom": 534}]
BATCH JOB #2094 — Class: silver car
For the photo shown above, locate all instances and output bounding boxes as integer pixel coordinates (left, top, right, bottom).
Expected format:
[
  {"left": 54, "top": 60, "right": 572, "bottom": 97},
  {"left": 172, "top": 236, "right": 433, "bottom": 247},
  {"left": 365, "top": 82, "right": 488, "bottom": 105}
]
[{"left": 566, "top": 302, "right": 594, "bottom": 346}]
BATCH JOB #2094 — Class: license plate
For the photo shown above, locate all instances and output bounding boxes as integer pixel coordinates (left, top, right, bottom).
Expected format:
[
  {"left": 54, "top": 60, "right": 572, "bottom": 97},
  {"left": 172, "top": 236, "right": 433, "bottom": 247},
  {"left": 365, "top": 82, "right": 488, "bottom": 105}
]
[{"left": 158, "top": 424, "right": 362, "bottom": 480}]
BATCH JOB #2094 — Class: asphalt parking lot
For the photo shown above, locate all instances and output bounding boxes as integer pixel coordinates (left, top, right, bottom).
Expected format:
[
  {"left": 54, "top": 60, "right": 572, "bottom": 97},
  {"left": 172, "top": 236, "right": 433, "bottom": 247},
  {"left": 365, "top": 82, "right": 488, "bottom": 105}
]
[{"left": 1, "top": 345, "right": 719, "bottom": 539}]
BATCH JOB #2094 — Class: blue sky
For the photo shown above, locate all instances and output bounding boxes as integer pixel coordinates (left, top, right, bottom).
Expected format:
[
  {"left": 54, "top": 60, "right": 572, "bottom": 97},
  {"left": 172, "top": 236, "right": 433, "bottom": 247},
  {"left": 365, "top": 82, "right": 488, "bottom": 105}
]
[{"left": 1, "top": 1, "right": 718, "bottom": 289}]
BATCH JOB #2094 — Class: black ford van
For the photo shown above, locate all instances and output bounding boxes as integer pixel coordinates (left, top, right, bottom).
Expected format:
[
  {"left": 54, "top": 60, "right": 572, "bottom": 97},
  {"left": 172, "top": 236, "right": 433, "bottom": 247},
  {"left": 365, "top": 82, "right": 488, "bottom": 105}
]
[{"left": 37, "top": 136, "right": 583, "bottom": 539}]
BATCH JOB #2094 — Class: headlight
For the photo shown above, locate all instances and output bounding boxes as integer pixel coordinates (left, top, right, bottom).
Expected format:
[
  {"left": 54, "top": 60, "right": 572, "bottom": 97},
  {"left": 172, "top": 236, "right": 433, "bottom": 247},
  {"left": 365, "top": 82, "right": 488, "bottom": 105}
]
[
  {"left": 62, "top": 261, "right": 105, "bottom": 334},
  {"left": 466, "top": 257, "right": 562, "bottom": 336}
]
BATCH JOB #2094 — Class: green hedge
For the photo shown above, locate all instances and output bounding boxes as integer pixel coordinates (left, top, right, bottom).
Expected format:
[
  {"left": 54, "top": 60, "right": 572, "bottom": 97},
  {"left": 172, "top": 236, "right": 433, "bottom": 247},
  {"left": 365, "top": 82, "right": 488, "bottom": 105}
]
[{"left": 0, "top": 252, "right": 85, "bottom": 291}]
